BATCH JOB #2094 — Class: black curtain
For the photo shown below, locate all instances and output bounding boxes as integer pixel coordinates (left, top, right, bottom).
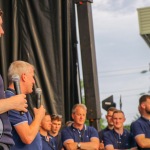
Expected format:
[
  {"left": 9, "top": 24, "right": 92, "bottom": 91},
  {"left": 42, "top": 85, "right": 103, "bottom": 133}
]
[{"left": 0, "top": 0, "right": 80, "bottom": 124}]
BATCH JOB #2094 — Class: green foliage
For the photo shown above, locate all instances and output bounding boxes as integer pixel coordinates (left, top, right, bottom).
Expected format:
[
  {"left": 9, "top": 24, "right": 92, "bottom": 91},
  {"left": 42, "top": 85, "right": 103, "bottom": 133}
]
[
  {"left": 124, "top": 113, "right": 140, "bottom": 131},
  {"left": 100, "top": 118, "right": 106, "bottom": 130},
  {"left": 124, "top": 124, "right": 130, "bottom": 131},
  {"left": 80, "top": 80, "right": 84, "bottom": 89},
  {"left": 85, "top": 120, "right": 89, "bottom": 126},
  {"left": 82, "top": 95, "right": 85, "bottom": 104},
  {"left": 80, "top": 80, "right": 85, "bottom": 104},
  {"left": 85, "top": 118, "right": 106, "bottom": 130}
]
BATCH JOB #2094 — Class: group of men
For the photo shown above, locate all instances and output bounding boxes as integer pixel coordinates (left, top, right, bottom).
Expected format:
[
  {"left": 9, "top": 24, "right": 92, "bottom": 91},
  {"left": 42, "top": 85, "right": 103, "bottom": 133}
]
[
  {"left": 0, "top": 58, "right": 63, "bottom": 149},
  {"left": 99, "top": 107, "right": 137, "bottom": 150},
  {"left": 40, "top": 98, "right": 150, "bottom": 150},
  {"left": 0, "top": 10, "right": 43, "bottom": 150},
  {"left": 39, "top": 113, "right": 63, "bottom": 150},
  {"left": 1, "top": 8, "right": 150, "bottom": 150},
  {"left": 0, "top": 8, "right": 64, "bottom": 150},
  {"left": 98, "top": 95, "right": 150, "bottom": 150},
  {"left": 0, "top": 8, "right": 98, "bottom": 150}
]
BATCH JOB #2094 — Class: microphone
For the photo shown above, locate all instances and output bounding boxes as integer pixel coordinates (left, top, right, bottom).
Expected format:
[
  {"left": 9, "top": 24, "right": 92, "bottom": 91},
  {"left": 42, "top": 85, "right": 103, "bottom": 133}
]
[
  {"left": 12, "top": 74, "right": 21, "bottom": 94},
  {"left": 12, "top": 74, "right": 24, "bottom": 115},
  {"left": 35, "top": 88, "right": 42, "bottom": 108}
]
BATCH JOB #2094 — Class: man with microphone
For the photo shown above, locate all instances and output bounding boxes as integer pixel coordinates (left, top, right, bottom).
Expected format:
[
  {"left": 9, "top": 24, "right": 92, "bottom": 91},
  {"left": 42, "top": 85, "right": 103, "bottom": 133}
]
[
  {"left": 0, "top": 9, "right": 28, "bottom": 149},
  {"left": 5, "top": 60, "right": 46, "bottom": 150}
]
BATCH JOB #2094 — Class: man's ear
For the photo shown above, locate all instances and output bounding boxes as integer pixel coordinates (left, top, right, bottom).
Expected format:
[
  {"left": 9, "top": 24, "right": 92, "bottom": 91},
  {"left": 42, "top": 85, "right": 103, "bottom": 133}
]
[
  {"left": 141, "top": 103, "right": 146, "bottom": 109},
  {"left": 20, "top": 73, "right": 26, "bottom": 82},
  {"left": 124, "top": 117, "right": 126, "bottom": 123}
]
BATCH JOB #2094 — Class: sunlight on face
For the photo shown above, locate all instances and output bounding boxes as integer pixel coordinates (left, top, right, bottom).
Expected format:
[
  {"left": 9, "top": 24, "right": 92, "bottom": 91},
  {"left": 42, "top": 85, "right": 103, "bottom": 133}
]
[
  {"left": 24, "top": 67, "right": 35, "bottom": 94},
  {"left": 51, "top": 120, "right": 62, "bottom": 133},
  {"left": 41, "top": 115, "right": 52, "bottom": 131},
  {"left": 112, "top": 112, "right": 125, "bottom": 129},
  {"left": 72, "top": 107, "right": 86, "bottom": 125}
]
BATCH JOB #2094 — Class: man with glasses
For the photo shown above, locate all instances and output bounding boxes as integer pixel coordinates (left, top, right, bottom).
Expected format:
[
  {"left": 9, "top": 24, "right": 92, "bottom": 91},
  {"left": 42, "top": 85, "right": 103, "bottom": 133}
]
[
  {"left": 49, "top": 114, "right": 64, "bottom": 150},
  {"left": 0, "top": 9, "right": 27, "bottom": 149},
  {"left": 61, "top": 104, "right": 99, "bottom": 150}
]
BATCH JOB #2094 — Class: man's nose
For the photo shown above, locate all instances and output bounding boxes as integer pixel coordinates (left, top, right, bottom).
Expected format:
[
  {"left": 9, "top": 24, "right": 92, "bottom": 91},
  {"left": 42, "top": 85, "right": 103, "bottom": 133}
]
[{"left": 33, "top": 78, "right": 35, "bottom": 84}]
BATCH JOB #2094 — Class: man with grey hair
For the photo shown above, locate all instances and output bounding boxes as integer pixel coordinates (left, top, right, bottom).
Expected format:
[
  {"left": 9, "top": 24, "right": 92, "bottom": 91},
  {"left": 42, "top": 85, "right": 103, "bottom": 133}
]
[
  {"left": 61, "top": 103, "right": 99, "bottom": 150},
  {"left": 0, "top": 9, "right": 27, "bottom": 149},
  {"left": 5, "top": 60, "right": 45, "bottom": 150}
]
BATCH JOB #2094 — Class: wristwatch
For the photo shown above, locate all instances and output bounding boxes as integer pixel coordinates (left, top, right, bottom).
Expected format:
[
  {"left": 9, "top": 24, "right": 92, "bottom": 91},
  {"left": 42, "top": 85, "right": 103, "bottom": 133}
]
[{"left": 77, "top": 142, "right": 81, "bottom": 149}]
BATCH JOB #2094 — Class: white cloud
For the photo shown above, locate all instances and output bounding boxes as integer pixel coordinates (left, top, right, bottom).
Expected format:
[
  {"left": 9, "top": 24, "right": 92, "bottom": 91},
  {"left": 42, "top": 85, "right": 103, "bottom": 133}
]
[{"left": 93, "top": 0, "right": 150, "bottom": 14}]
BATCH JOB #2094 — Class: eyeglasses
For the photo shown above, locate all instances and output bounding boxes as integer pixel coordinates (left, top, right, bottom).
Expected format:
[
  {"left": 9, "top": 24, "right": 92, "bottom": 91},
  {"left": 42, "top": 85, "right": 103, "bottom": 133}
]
[{"left": 51, "top": 114, "right": 62, "bottom": 119}]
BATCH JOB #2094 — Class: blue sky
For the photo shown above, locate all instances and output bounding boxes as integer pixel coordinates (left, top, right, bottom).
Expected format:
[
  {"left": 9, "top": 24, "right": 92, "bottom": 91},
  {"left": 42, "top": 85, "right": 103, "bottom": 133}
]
[{"left": 92, "top": 0, "right": 150, "bottom": 124}]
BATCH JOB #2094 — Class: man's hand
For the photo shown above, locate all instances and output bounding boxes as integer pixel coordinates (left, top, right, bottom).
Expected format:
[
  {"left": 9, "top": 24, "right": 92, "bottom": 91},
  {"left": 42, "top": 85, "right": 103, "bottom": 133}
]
[
  {"left": 33, "top": 105, "right": 46, "bottom": 122},
  {"left": 11, "top": 94, "right": 28, "bottom": 112},
  {"left": 99, "top": 141, "right": 104, "bottom": 150},
  {"left": 66, "top": 143, "right": 77, "bottom": 150},
  {"left": 14, "top": 105, "right": 46, "bottom": 144}
]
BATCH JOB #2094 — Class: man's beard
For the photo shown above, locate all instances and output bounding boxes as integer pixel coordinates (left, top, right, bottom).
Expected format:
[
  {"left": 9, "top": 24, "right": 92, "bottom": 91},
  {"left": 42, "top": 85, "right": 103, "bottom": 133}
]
[{"left": 145, "top": 108, "right": 150, "bottom": 114}]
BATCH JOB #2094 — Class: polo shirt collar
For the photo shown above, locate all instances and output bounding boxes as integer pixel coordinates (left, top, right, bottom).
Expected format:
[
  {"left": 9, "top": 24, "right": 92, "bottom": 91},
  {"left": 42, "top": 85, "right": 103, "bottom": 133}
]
[
  {"left": 113, "top": 128, "right": 126, "bottom": 137},
  {"left": 141, "top": 116, "right": 150, "bottom": 122},
  {"left": 71, "top": 124, "right": 87, "bottom": 132}
]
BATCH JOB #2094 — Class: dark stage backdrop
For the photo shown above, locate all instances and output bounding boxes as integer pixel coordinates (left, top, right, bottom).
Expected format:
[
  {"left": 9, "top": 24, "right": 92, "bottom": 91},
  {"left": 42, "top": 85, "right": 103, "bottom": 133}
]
[{"left": 0, "top": 0, "right": 80, "bottom": 123}]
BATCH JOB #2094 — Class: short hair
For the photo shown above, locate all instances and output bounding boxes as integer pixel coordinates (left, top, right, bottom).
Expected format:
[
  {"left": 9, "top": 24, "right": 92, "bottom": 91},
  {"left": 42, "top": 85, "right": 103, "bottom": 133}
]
[
  {"left": 8, "top": 60, "right": 34, "bottom": 84},
  {"left": 0, "top": 9, "right": 3, "bottom": 16},
  {"left": 51, "top": 114, "right": 62, "bottom": 122},
  {"left": 72, "top": 103, "right": 87, "bottom": 114},
  {"left": 139, "top": 95, "right": 150, "bottom": 105},
  {"left": 107, "top": 107, "right": 117, "bottom": 112},
  {"left": 113, "top": 110, "right": 125, "bottom": 117}
]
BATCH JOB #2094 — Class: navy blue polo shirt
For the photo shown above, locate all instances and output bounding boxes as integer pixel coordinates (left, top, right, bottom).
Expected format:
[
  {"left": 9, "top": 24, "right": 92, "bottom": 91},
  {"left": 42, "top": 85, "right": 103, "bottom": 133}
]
[
  {"left": 131, "top": 116, "right": 150, "bottom": 150},
  {"left": 40, "top": 134, "right": 56, "bottom": 150},
  {"left": 5, "top": 89, "right": 42, "bottom": 150},
  {"left": 103, "top": 129, "right": 136, "bottom": 149},
  {"left": 98, "top": 126, "right": 112, "bottom": 142},
  {"left": 61, "top": 124, "right": 99, "bottom": 144},
  {"left": 49, "top": 132, "right": 63, "bottom": 150},
  {"left": 0, "top": 75, "right": 14, "bottom": 146}
]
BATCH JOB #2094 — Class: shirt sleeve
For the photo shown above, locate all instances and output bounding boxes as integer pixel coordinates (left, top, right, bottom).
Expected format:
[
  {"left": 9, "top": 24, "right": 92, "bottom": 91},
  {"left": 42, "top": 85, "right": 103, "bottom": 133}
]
[
  {"left": 8, "top": 110, "right": 28, "bottom": 126},
  {"left": 129, "top": 132, "right": 137, "bottom": 148},
  {"left": 130, "top": 121, "right": 144, "bottom": 137},
  {"left": 88, "top": 127, "right": 99, "bottom": 139},
  {"left": 61, "top": 127, "right": 74, "bottom": 144},
  {"left": 103, "top": 131, "right": 113, "bottom": 147}
]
